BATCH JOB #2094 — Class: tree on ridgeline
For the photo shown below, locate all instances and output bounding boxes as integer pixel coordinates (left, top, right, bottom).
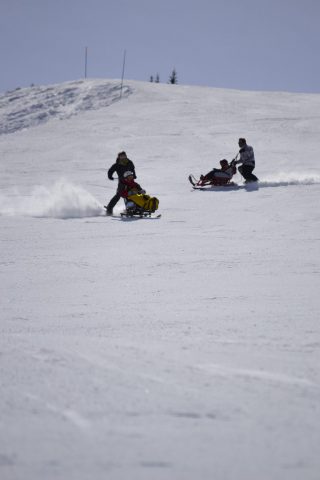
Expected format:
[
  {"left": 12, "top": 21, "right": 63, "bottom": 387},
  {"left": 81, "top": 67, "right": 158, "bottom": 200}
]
[
  {"left": 149, "top": 73, "right": 160, "bottom": 83},
  {"left": 169, "top": 68, "right": 178, "bottom": 84}
]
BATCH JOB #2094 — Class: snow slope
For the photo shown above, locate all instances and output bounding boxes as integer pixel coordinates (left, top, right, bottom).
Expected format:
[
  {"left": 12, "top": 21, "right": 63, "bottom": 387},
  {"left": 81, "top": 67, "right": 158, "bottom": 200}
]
[
  {"left": 0, "top": 80, "right": 132, "bottom": 135},
  {"left": 1, "top": 79, "right": 320, "bottom": 480}
]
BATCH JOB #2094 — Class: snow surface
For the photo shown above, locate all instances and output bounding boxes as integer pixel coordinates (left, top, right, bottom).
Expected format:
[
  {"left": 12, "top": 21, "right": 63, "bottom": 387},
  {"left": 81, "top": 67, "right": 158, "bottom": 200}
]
[{"left": 1, "top": 79, "right": 320, "bottom": 480}]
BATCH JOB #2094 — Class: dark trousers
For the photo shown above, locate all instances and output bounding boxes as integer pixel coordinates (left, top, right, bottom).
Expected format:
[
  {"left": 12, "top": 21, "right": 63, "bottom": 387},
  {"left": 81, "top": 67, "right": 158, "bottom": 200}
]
[
  {"left": 106, "top": 193, "right": 120, "bottom": 211},
  {"left": 106, "top": 182, "right": 122, "bottom": 212},
  {"left": 238, "top": 165, "right": 258, "bottom": 182},
  {"left": 204, "top": 169, "right": 220, "bottom": 181}
]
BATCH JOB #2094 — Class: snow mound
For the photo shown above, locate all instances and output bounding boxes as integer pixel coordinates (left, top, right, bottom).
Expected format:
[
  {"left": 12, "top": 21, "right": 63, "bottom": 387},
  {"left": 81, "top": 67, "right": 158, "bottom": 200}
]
[
  {"left": 0, "top": 79, "right": 132, "bottom": 134},
  {"left": 0, "top": 179, "right": 103, "bottom": 218}
]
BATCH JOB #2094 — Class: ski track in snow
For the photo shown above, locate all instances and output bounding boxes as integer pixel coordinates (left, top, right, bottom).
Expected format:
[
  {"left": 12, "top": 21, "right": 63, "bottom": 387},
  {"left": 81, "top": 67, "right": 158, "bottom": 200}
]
[
  {"left": 24, "top": 392, "right": 92, "bottom": 431},
  {"left": 196, "top": 363, "right": 318, "bottom": 388}
]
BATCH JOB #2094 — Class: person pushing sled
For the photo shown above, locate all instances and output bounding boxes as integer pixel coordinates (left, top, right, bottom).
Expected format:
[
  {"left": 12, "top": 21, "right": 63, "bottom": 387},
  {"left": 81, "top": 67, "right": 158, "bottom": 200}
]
[
  {"left": 117, "top": 171, "right": 160, "bottom": 218},
  {"left": 188, "top": 139, "right": 258, "bottom": 188},
  {"left": 189, "top": 158, "right": 237, "bottom": 188}
]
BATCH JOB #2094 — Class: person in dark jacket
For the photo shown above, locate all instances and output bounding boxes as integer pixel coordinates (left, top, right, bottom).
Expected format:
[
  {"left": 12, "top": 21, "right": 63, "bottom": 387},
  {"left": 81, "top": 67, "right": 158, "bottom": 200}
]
[
  {"left": 235, "top": 138, "right": 258, "bottom": 183},
  {"left": 105, "top": 151, "right": 136, "bottom": 215}
]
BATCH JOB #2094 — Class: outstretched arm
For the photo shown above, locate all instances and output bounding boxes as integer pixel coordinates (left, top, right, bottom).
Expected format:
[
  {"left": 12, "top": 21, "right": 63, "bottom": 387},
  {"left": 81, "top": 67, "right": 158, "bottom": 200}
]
[{"left": 108, "top": 164, "right": 117, "bottom": 180}]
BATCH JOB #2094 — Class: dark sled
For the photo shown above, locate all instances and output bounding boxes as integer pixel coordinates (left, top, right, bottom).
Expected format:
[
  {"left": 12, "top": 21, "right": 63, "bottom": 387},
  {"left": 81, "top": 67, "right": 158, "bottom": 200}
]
[
  {"left": 121, "top": 206, "right": 161, "bottom": 219},
  {"left": 188, "top": 174, "right": 238, "bottom": 189},
  {"left": 188, "top": 158, "right": 238, "bottom": 189}
]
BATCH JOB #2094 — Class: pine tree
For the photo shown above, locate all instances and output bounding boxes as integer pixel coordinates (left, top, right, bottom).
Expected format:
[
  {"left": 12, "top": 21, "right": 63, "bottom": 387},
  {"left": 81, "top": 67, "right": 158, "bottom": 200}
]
[
  {"left": 155, "top": 73, "right": 160, "bottom": 83},
  {"left": 169, "top": 68, "right": 178, "bottom": 84}
]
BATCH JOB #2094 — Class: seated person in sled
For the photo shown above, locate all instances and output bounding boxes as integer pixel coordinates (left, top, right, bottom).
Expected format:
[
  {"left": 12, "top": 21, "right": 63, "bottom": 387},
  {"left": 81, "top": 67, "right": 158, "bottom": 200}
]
[
  {"left": 119, "top": 171, "right": 159, "bottom": 213},
  {"left": 198, "top": 159, "right": 236, "bottom": 186}
]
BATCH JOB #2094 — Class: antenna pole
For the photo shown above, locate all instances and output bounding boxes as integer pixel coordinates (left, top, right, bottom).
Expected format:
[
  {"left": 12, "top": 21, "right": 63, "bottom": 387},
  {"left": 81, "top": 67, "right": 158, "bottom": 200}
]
[
  {"left": 120, "top": 49, "right": 126, "bottom": 98},
  {"left": 84, "top": 47, "right": 88, "bottom": 79}
]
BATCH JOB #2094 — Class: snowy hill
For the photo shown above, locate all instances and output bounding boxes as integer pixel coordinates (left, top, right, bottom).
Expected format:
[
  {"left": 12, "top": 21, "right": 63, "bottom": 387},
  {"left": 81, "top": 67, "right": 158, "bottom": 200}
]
[
  {"left": 0, "top": 79, "right": 132, "bottom": 134},
  {"left": 1, "top": 79, "right": 320, "bottom": 480}
]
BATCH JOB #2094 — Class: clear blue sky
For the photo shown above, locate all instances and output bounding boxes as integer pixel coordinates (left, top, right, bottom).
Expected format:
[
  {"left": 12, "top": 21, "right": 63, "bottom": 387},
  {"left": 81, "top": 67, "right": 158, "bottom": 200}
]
[{"left": 1, "top": 0, "right": 319, "bottom": 94}]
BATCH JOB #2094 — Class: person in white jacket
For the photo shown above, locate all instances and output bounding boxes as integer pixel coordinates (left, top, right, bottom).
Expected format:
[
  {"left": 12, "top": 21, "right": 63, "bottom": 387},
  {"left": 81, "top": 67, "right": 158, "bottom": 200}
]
[{"left": 235, "top": 138, "right": 258, "bottom": 182}]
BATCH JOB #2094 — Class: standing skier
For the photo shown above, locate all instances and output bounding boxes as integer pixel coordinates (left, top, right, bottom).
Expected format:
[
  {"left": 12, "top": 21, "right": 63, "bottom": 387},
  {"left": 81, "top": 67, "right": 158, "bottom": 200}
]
[
  {"left": 105, "top": 151, "right": 136, "bottom": 215},
  {"left": 235, "top": 138, "right": 258, "bottom": 183}
]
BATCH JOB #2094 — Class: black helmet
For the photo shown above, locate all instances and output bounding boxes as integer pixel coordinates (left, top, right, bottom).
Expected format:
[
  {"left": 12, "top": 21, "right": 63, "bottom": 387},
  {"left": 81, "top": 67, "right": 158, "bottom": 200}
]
[
  {"left": 238, "top": 138, "right": 246, "bottom": 146},
  {"left": 220, "top": 159, "right": 229, "bottom": 168}
]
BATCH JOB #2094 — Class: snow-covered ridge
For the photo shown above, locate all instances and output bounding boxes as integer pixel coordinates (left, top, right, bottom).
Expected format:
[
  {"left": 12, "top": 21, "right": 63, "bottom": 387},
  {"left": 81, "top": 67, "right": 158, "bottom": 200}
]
[{"left": 0, "top": 79, "right": 132, "bottom": 134}]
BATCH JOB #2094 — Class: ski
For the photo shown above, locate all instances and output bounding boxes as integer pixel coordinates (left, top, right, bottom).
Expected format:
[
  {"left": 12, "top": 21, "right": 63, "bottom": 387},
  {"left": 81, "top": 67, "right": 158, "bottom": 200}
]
[
  {"left": 192, "top": 184, "right": 240, "bottom": 191},
  {"left": 188, "top": 177, "right": 240, "bottom": 190},
  {"left": 104, "top": 205, "right": 161, "bottom": 219},
  {"left": 120, "top": 211, "right": 161, "bottom": 219}
]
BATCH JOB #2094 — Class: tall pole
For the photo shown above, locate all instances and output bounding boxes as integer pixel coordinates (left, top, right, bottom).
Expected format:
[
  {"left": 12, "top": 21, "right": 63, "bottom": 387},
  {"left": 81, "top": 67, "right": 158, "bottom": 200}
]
[
  {"left": 120, "top": 49, "right": 126, "bottom": 98},
  {"left": 84, "top": 47, "right": 88, "bottom": 79}
]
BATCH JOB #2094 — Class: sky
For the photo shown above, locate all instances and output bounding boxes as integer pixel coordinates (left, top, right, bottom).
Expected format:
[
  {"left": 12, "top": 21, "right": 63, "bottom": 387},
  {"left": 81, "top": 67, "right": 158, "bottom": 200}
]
[{"left": 1, "top": 0, "right": 320, "bottom": 94}]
